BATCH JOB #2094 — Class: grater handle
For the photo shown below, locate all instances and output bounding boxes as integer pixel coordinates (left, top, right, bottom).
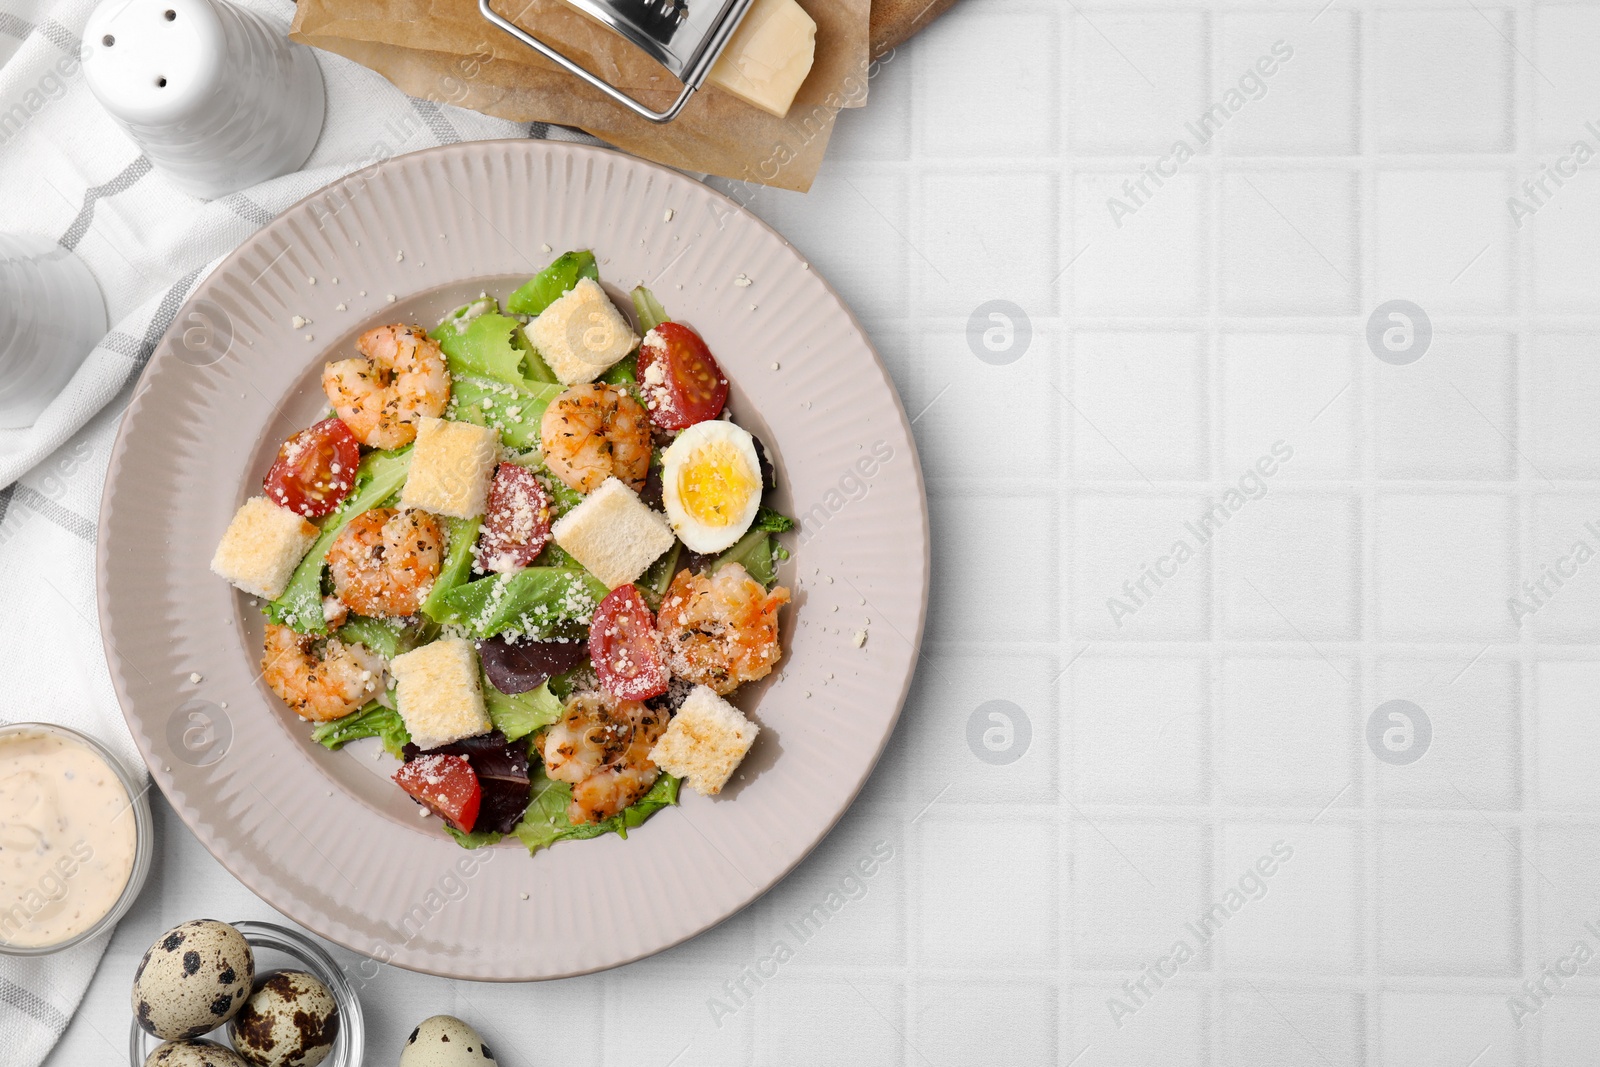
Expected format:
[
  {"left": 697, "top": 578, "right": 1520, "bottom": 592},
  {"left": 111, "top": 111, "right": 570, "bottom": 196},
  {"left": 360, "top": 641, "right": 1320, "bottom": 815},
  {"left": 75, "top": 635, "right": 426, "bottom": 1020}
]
[{"left": 479, "top": 0, "right": 695, "bottom": 124}]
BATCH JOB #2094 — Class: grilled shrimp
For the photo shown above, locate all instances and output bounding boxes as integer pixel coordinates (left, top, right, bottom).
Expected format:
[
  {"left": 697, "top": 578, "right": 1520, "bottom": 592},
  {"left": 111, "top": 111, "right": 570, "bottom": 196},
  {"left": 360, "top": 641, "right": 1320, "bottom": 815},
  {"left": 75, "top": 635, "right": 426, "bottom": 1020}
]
[
  {"left": 322, "top": 324, "right": 450, "bottom": 448},
  {"left": 538, "top": 383, "right": 651, "bottom": 494},
  {"left": 262, "top": 623, "right": 383, "bottom": 722},
  {"left": 538, "top": 691, "right": 667, "bottom": 824},
  {"left": 656, "top": 563, "right": 789, "bottom": 695},
  {"left": 326, "top": 507, "right": 443, "bottom": 618}
]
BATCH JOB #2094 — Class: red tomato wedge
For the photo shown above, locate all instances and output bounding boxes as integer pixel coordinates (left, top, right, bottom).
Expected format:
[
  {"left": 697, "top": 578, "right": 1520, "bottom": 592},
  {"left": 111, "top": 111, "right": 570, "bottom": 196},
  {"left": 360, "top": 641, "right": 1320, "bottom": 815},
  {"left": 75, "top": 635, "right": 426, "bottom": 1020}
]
[
  {"left": 394, "top": 754, "right": 482, "bottom": 833},
  {"left": 590, "top": 584, "right": 671, "bottom": 700},
  {"left": 637, "top": 322, "right": 729, "bottom": 431},
  {"left": 263, "top": 418, "right": 360, "bottom": 518},
  {"left": 477, "top": 463, "right": 554, "bottom": 572}
]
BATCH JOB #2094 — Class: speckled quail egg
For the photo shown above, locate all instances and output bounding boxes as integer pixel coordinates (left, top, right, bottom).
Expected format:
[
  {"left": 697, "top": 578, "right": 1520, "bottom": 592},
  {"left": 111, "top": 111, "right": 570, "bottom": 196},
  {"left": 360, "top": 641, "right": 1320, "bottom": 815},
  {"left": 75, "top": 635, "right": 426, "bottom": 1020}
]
[
  {"left": 143, "top": 1039, "right": 251, "bottom": 1067},
  {"left": 228, "top": 969, "right": 339, "bottom": 1067},
  {"left": 398, "top": 1015, "right": 497, "bottom": 1067},
  {"left": 132, "top": 920, "right": 256, "bottom": 1040}
]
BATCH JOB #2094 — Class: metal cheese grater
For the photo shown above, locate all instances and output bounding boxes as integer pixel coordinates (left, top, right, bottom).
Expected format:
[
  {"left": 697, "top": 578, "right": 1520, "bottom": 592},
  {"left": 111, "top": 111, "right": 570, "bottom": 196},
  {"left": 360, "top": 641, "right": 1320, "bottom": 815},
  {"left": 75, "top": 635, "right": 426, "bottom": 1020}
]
[{"left": 480, "top": 0, "right": 759, "bottom": 123}]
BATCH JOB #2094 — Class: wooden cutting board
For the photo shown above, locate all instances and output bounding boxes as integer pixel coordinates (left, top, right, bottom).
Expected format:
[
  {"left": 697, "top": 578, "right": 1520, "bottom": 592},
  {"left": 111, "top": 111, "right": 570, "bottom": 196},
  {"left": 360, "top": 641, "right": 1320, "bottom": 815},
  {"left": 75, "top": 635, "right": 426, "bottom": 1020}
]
[{"left": 871, "top": 0, "right": 959, "bottom": 56}]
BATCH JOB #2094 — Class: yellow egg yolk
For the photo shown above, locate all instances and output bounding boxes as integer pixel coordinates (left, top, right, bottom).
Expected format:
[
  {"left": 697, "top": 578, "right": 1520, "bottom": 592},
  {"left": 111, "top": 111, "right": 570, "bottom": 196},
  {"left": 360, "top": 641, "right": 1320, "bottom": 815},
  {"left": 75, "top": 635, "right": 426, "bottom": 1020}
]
[{"left": 676, "top": 442, "right": 759, "bottom": 527}]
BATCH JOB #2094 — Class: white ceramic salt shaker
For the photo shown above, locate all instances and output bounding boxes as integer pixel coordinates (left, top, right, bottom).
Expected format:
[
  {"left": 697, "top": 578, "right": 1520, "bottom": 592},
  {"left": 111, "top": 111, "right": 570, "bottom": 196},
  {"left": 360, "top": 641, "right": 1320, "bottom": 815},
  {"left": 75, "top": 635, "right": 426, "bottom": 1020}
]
[
  {"left": 0, "top": 235, "right": 108, "bottom": 429},
  {"left": 82, "top": 0, "right": 325, "bottom": 200}
]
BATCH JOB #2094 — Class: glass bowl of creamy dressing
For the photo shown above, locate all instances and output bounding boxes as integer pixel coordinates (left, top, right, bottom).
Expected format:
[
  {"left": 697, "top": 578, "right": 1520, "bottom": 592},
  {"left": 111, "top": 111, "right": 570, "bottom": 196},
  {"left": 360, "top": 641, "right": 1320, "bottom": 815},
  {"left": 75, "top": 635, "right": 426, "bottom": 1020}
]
[{"left": 0, "top": 722, "right": 152, "bottom": 955}]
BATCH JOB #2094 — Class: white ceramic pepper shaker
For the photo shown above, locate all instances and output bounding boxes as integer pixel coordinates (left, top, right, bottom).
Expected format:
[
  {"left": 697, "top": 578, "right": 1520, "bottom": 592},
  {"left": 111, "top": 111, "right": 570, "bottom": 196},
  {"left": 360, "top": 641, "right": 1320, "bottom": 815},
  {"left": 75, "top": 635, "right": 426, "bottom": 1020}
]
[
  {"left": 82, "top": 0, "right": 325, "bottom": 200},
  {"left": 0, "top": 235, "right": 108, "bottom": 429}
]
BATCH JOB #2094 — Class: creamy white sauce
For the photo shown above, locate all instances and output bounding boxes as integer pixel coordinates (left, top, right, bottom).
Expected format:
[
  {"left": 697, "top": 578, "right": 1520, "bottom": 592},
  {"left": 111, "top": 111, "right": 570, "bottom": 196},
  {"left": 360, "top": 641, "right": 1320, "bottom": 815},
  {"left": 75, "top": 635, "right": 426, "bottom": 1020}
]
[{"left": 0, "top": 731, "right": 137, "bottom": 948}]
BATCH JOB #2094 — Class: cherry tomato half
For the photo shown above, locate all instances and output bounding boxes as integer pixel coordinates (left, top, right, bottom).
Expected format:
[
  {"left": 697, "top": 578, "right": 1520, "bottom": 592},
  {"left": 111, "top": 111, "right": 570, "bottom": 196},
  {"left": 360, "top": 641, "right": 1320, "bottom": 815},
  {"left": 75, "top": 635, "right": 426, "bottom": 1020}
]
[
  {"left": 637, "top": 322, "right": 729, "bottom": 431},
  {"left": 394, "top": 753, "right": 482, "bottom": 833},
  {"left": 263, "top": 418, "right": 360, "bottom": 518},
  {"left": 477, "top": 463, "right": 554, "bottom": 573},
  {"left": 589, "top": 584, "right": 670, "bottom": 700}
]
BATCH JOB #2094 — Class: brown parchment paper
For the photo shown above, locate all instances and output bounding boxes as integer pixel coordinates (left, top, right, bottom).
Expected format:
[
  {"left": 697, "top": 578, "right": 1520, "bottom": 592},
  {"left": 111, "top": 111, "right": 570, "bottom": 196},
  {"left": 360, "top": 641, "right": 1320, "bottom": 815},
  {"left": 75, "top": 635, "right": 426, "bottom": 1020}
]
[{"left": 289, "top": 0, "right": 870, "bottom": 191}]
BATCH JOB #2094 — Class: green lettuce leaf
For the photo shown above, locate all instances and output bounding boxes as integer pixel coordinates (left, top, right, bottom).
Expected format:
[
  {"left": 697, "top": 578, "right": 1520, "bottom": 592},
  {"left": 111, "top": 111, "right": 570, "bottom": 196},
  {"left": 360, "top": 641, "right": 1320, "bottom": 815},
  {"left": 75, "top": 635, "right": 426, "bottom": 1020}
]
[
  {"left": 448, "top": 375, "right": 560, "bottom": 451},
  {"left": 310, "top": 698, "right": 410, "bottom": 758},
  {"left": 420, "top": 516, "right": 482, "bottom": 625},
  {"left": 630, "top": 285, "right": 670, "bottom": 333},
  {"left": 440, "top": 567, "right": 609, "bottom": 639},
  {"left": 753, "top": 506, "right": 796, "bottom": 533},
  {"left": 443, "top": 825, "right": 503, "bottom": 849},
  {"left": 598, "top": 352, "right": 638, "bottom": 385},
  {"left": 430, "top": 310, "right": 530, "bottom": 387},
  {"left": 483, "top": 678, "right": 564, "bottom": 742},
  {"left": 714, "top": 528, "right": 778, "bottom": 586},
  {"left": 507, "top": 250, "right": 599, "bottom": 317},
  {"left": 266, "top": 447, "right": 413, "bottom": 634},
  {"left": 512, "top": 766, "right": 679, "bottom": 854},
  {"left": 332, "top": 616, "right": 436, "bottom": 660}
]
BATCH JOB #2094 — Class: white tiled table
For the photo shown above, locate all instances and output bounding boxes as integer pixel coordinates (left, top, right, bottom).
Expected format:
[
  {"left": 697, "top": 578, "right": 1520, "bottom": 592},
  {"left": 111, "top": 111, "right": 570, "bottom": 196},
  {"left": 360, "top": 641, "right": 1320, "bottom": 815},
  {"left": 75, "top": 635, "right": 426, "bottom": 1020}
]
[{"left": 49, "top": 1, "right": 1600, "bottom": 1063}]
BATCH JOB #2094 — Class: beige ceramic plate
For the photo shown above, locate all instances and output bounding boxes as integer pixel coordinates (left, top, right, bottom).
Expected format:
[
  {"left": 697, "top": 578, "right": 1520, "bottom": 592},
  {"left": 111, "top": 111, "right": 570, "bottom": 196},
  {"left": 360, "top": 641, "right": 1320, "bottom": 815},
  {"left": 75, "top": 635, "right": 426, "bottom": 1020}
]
[{"left": 97, "top": 141, "right": 928, "bottom": 979}]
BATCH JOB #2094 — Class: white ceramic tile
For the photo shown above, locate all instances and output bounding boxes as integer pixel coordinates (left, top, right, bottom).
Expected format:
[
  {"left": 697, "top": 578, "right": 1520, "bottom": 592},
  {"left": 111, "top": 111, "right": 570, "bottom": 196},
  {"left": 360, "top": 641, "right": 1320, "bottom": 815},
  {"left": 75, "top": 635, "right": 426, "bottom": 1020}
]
[
  {"left": 1068, "top": 819, "right": 1210, "bottom": 971},
  {"left": 1064, "top": 984, "right": 1208, "bottom": 1067},
  {"left": 912, "top": 980, "right": 1056, "bottom": 1066},
  {"left": 1375, "top": 169, "right": 1513, "bottom": 313},
  {"left": 1377, "top": 823, "right": 1520, "bottom": 977},
  {"left": 1535, "top": 660, "right": 1600, "bottom": 811},
  {"left": 1374, "top": 493, "right": 1516, "bottom": 641},
  {"left": 919, "top": 169, "right": 1059, "bottom": 318},
  {"left": 1373, "top": 8, "right": 1514, "bottom": 153},
  {"left": 915, "top": 5, "right": 1059, "bottom": 158},
  {"left": 1378, "top": 993, "right": 1520, "bottom": 1067},
  {"left": 1218, "top": 491, "right": 1361, "bottom": 641},
  {"left": 1070, "top": 331, "right": 1208, "bottom": 481},
  {"left": 1216, "top": 12, "right": 1358, "bottom": 155},
  {"left": 1532, "top": 4, "right": 1600, "bottom": 148},
  {"left": 1070, "top": 656, "right": 1208, "bottom": 805},
  {"left": 1530, "top": 163, "right": 1600, "bottom": 312},
  {"left": 1069, "top": 11, "right": 1209, "bottom": 154},
  {"left": 753, "top": 980, "right": 904, "bottom": 1067},
  {"left": 1221, "top": 169, "right": 1358, "bottom": 314},
  {"left": 1526, "top": 496, "right": 1600, "bottom": 642},
  {"left": 741, "top": 166, "right": 907, "bottom": 327},
  {"left": 915, "top": 323, "right": 1059, "bottom": 486},
  {"left": 1218, "top": 656, "right": 1358, "bottom": 808},
  {"left": 1375, "top": 656, "right": 1520, "bottom": 812},
  {"left": 1531, "top": 826, "right": 1600, "bottom": 965},
  {"left": 1219, "top": 989, "right": 1363, "bottom": 1067},
  {"left": 1071, "top": 170, "right": 1206, "bottom": 315},
  {"left": 1219, "top": 333, "right": 1358, "bottom": 479},
  {"left": 1537, "top": 996, "right": 1600, "bottom": 1067},
  {"left": 916, "top": 812, "right": 1057, "bottom": 968},
  {"left": 1216, "top": 823, "right": 1359, "bottom": 974},
  {"left": 893, "top": 650, "right": 1057, "bottom": 804},
  {"left": 604, "top": 967, "right": 754, "bottom": 1066},
  {"left": 1070, "top": 494, "right": 1213, "bottom": 641},
  {"left": 926, "top": 490, "right": 1058, "bottom": 643},
  {"left": 1528, "top": 333, "right": 1600, "bottom": 478},
  {"left": 749, "top": 808, "right": 905, "bottom": 967},
  {"left": 1373, "top": 332, "right": 1518, "bottom": 480}
]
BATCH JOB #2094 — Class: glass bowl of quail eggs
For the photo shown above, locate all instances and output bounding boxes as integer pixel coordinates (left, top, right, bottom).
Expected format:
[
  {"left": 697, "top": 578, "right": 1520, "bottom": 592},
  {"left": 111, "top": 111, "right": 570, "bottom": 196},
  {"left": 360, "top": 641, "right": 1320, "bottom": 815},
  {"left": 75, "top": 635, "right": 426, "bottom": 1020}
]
[{"left": 128, "top": 919, "right": 363, "bottom": 1067}]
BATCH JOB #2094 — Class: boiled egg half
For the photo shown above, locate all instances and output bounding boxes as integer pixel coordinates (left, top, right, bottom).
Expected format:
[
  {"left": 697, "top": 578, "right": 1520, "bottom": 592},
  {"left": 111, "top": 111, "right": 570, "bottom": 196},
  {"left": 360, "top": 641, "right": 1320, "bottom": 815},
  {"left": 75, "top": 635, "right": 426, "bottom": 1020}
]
[{"left": 661, "top": 420, "right": 763, "bottom": 553}]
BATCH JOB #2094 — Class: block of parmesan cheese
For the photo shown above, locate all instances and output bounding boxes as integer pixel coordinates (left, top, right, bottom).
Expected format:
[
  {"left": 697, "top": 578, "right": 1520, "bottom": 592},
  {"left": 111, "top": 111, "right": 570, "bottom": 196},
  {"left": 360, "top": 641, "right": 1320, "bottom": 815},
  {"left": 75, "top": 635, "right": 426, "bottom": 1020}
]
[
  {"left": 210, "top": 496, "right": 318, "bottom": 600},
  {"left": 707, "top": 0, "right": 818, "bottom": 119},
  {"left": 399, "top": 417, "right": 500, "bottom": 519}
]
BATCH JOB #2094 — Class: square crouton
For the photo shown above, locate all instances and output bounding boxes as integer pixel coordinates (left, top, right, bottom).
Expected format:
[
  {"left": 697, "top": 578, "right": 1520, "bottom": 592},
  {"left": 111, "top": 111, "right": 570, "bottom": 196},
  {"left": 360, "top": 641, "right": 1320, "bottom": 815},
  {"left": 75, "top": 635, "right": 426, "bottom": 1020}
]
[
  {"left": 649, "top": 685, "right": 760, "bottom": 796},
  {"left": 399, "top": 417, "right": 500, "bottom": 519},
  {"left": 551, "top": 476, "right": 674, "bottom": 588},
  {"left": 390, "top": 638, "right": 492, "bottom": 751},
  {"left": 522, "top": 277, "right": 638, "bottom": 386},
  {"left": 210, "top": 496, "right": 318, "bottom": 600}
]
